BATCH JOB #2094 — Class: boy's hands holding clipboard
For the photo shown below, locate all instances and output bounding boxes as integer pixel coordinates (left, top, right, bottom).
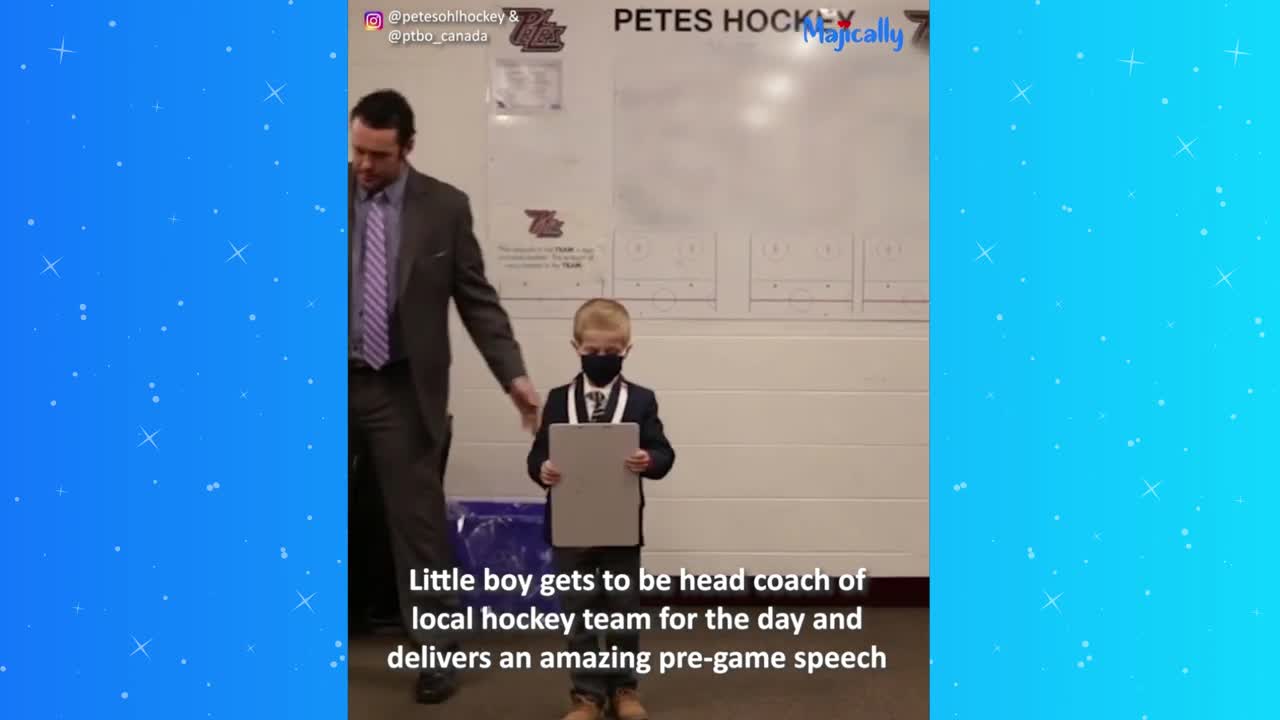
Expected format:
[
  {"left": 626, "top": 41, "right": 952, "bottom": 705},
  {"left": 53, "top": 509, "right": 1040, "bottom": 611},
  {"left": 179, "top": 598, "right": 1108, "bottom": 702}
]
[
  {"left": 540, "top": 449, "right": 650, "bottom": 487},
  {"left": 624, "top": 450, "right": 651, "bottom": 474},
  {"left": 539, "top": 460, "right": 562, "bottom": 487}
]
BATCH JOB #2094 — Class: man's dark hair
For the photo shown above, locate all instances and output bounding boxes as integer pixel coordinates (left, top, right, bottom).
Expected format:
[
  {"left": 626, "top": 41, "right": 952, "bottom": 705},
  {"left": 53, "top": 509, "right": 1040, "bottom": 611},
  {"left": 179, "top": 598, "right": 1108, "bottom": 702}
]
[{"left": 351, "top": 89, "right": 416, "bottom": 146}]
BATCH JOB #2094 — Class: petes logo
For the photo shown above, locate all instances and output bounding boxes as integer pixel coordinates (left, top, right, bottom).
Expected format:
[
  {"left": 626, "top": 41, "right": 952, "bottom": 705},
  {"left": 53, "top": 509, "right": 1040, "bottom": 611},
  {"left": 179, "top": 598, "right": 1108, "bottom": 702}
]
[
  {"left": 506, "top": 8, "right": 566, "bottom": 52},
  {"left": 525, "top": 209, "right": 564, "bottom": 238}
]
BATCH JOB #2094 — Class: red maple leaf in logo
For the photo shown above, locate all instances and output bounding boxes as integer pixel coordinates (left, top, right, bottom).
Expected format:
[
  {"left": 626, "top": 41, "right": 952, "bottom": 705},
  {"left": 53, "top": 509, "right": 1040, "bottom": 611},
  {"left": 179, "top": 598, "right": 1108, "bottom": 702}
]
[{"left": 525, "top": 209, "right": 563, "bottom": 238}]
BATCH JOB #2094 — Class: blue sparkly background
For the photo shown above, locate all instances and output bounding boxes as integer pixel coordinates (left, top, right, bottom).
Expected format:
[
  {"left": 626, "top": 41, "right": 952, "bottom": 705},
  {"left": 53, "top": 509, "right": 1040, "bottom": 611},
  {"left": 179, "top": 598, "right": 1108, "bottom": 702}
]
[
  {"left": 3, "top": 0, "right": 1276, "bottom": 718},
  {"left": 931, "top": 1, "right": 1276, "bottom": 718},
  {"left": 1, "top": 1, "right": 348, "bottom": 717}
]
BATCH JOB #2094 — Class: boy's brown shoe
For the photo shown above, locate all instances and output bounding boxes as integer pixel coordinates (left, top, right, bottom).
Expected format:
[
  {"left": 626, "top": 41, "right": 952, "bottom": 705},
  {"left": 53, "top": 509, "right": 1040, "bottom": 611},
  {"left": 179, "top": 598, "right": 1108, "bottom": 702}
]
[
  {"left": 611, "top": 688, "right": 649, "bottom": 720},
  {"left": 561, "top": 693, "right": 604, "bottom": 720}
]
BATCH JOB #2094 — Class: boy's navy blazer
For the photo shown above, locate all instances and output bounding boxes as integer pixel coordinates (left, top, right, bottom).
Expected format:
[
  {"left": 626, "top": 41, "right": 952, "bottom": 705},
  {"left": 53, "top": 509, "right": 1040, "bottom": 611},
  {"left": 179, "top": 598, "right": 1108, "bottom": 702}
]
[{"left": 527, "top": 374, "right": 675, "bottom": 547}]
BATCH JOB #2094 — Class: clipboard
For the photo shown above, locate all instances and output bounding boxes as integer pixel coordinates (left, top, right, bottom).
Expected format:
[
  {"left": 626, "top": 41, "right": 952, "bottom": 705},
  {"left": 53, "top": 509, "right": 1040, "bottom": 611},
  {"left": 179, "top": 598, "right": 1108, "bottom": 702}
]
[{"left": 548, "top": 422, "right": 641, "bottom": 548}]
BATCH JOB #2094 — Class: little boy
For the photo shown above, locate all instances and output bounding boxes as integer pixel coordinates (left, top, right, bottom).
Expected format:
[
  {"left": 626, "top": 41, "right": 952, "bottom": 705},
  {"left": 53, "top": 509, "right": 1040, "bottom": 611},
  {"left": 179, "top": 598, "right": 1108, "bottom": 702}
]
[{"left": 526, "top": 298, "right": 676, "bottom": 720}]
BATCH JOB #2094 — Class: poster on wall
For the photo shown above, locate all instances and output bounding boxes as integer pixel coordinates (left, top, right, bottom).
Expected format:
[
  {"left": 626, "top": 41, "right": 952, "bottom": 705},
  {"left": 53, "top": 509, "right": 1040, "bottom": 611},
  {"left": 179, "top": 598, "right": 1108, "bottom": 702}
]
[{"left": 491, "top": 58, "right": 563, "bottom": 114}]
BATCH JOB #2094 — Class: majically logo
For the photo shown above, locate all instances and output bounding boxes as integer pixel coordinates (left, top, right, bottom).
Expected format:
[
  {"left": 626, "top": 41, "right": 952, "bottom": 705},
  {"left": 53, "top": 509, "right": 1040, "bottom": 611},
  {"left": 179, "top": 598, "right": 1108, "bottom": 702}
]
[
  {"left": 525, "top": 209, "right": 564, "bottom": 238},
  {"left": 364, "top": 11, "right": 384, "bottom": 31},
  {"left": 802, "top": 15, "right": 904, "bottom": 52}
]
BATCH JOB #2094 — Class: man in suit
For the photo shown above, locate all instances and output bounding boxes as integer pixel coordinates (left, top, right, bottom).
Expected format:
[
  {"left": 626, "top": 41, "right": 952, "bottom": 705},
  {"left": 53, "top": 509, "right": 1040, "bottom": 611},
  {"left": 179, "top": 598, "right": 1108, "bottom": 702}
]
[{"left": 348, "top": 89, "right": 541, "bottom": 704}]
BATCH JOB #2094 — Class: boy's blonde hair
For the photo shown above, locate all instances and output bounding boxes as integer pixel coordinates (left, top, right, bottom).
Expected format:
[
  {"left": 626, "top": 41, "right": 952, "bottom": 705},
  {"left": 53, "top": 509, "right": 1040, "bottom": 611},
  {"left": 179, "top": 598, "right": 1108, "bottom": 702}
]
[{"left": 573, "top": 298, "right": 631, "bottom": 343}]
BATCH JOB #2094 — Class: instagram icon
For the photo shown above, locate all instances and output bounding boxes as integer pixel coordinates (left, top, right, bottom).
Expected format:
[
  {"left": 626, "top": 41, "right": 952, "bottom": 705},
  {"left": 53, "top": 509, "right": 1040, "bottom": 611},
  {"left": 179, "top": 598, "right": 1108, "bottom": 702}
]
[{"left": 364, "top": 11, "right": 384, "bottom": 31}]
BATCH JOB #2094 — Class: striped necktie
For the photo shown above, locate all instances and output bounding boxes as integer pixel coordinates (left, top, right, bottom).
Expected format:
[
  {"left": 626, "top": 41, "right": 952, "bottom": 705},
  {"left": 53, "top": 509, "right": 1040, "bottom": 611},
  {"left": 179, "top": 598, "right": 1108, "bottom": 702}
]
[
  {"left": 587, "top": 390, "right": 608, "bottom": 422},
  {"left": 360, "top": 194, "right": 391, "bottom": 369}
]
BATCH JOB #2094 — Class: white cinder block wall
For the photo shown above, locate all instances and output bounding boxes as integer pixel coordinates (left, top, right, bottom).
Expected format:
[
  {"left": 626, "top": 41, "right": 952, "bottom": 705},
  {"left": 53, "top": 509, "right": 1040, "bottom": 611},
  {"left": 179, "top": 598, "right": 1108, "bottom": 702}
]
[{"left": 349, "top": 0, "right": 929, "bottom": 577}]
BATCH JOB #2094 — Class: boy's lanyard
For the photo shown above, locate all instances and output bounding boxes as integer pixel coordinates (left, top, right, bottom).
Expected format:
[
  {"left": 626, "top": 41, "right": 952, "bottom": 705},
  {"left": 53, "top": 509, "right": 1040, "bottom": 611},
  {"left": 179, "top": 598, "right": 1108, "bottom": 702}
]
[{"left": 567, "top": 376, "right": 628, "bottom": 425}]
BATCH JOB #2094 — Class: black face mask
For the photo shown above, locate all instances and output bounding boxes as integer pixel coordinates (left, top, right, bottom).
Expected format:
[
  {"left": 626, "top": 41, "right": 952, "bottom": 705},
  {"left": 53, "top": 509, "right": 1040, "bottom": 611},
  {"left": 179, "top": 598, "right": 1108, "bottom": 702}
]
[{"left": 581, "top": 353, "right": 624, "bottom": 387}]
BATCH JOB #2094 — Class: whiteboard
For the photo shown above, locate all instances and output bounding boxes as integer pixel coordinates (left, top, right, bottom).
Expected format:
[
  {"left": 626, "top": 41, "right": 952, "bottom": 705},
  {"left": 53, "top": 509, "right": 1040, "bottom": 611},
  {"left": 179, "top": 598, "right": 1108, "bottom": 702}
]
[{"left": 486, "top": 0, "right": 928, "bottom": 320}]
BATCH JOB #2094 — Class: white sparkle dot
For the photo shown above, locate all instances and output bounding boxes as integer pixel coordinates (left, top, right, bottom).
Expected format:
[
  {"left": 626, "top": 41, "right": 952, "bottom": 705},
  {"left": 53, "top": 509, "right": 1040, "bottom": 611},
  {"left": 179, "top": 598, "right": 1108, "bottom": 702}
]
[
  {"left": 281, "top": 552, "right": 289, "bottom": 559},
  {"left": 213, "top": 482, "right": 220, "bottom": 489},
  {"left": 335, "top": 641, "right": 343, "bottom": 648},
  {"left": 1054, "top": 514, "right": 1061, "bottom": 521},
  {"left": 116, "top": 161, "right": 123, "bottom": 168},
  {"left": 1247, "top": 119, "right": 1253, "bottom": 125},
  {"left": 152, "top": 396, "right": 160, "bottom": 403},
  {"left": 1186, "top": 543, "right": 1192, "bottom": 550},
  {"left": 1161, "top": 97, "right": 1169, "bottom": 105},
  {"left": 972, "top": 45, "right": 980, "bottom": 53},
  {"left": 274, "top": 160, "right": 280, "bottom": 166},
  {"left": 1218, "top": 104, "right": 1223, "bottom": 110},
  {"left": 249, "top": 314, "right": 256, "bottom": 321},
  {"left": 1145, "top": 589, "right": 1151, "bottom": 596},
  {"left": 1255, "top": 317, "right": 1262, "bottom": 325},
  {"left": 1100, "top": 335, "right": 1107, "bottom": 343},
  {"left": 178, "top": 300, "right": 185, "bottom": 307},
  {"left": 181, "top": 658, "right": 188, "bottom": 665},
  {"left": 121, "top": 692, "right": 129, "bottom": 700},
  {"left": 1020, "top": 160, "right": 1027, "bottom": 166},
  {"left": 50, "top": 400, "right": 57, "bottom": 407},
  {"left": 1158, "top": 399, "right": 1165, "bottom": 407},
  {"left": 306, "top": 443, "right": 314, "bottom": 450},
  {"left": 161, "top": 326, "right": 167, "bottom": 332},
  {"left": 340, "top": 655, "right": 346, "bottom": 661},
  {"left": 80, "top": 314, "right": 87, "bottom": 321},
  {"left": 273, "top": 277, "right": 279, "bottom": 283},
  {"left": 1182, "top": 528, "right": 1189, "bottom": 536},
  {"left": 1076, "top": 51, "right": 1084, "bottom": 59},
  {"left": 206, "top": 484, "right": 213, "bottom": 492},
  {"left": 1193, "top": 66, "right": 1200, "bottom": 73},
  {"left": 14, "top": 497, "right": 19, "bottom": 503},
  {"left": 960, "top": 208, "right": 966, "bottom": 214},
  {"left": 1200, "top": 228, "right": 1208, "bottom": 236},
  {"left": 307, "top": 378, "right": 314, "bottom": 385},
  {"left": 72, "top": 372, "right": 78, "bottom": 377},
  {"left": 996, "top": 313, "right": 1004, "bottom": 321},
  {"left": 1183, "top": 667, "right": 1189, "bottom": 674},
  {"left": 109, "top": 20, "right": 117, "bottom": 27},
  {"left": 19, "top": 64, "right": 26, "bottom": 71},
  {"left": 1216, "top": 186, "right": 1224, "bottom": 194},
  {"left": 1086, "top": 655, "right": 1093, "bottom": 662},
  {"left": 307, "top": 514, "right": 313, "bottom": 521},
  {"left": 114, "top": 546, "right": 121, "bottom": 552},
  {"left": 225, "top": 46, "right": 233, "bottom": 53},
  {"left": 1082, "top": 641, "right": 1089, "bottom": 648},
  {"left": 263, "top": 124, "right": 270, "bottom": 131},
  {"left": 1077, "top": 661, "right": 1085, "bottom": 668},
  {"left": 1220, "top": 200, "right": 1227, "bottom": 207},
  {"left": 163, "top": 595, "right": 169, "bottom": 601},
  {"left": 148, "top": 382, "right": 155, "bottom": 389},
  {"left": 212, "top": 208, "right": 219, "bottom": 215},
  {"left": 1248, "top": 388, "right": 1254, "bottom": 394},
  {"left": 1128, "top": 440, "right": 1135, "bottom": 447},
  {"left": 330, "top": 661, "right": 338, "bottom": 668},
  {"left": 329, "top": 52, "right": 337, "bottom": 59},
  {"left": 27, "top": 218, "right": 35, "bottom": 226},
  {"left": 1010, "top": 123, "right": 1017, "bottom": 131}
]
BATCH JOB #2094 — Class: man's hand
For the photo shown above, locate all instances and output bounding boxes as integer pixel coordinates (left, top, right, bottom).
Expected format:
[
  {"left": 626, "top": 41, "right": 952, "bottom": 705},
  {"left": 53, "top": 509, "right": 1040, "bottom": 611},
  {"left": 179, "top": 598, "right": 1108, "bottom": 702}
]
[
  {"left": 507, "top": 375, "right": 540, "bottom": 433},
  {"left": 625, "top": 450, "right": 651, "bottom": 474},
  {"left": 540, "top": 459, "right": 562, "bottom": 487}
]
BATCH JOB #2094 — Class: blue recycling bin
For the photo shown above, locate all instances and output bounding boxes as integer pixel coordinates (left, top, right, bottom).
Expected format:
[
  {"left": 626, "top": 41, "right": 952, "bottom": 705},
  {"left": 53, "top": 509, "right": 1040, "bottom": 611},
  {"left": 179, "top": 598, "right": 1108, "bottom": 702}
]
[{"left": 448, "top": 500, "right": 560, "bottom": 613}]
